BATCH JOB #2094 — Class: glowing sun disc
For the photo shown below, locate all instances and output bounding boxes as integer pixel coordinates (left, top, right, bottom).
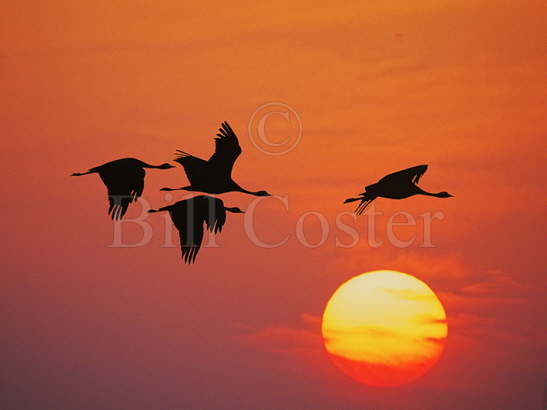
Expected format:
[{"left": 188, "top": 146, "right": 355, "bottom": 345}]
[{"left": 321, "top": 270, "right": 447, "bottom": 386}]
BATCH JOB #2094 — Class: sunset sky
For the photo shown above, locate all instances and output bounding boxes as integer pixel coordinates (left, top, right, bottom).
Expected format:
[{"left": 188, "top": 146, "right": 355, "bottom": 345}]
[{"left": 2, "top": 1, "right": 546, "bottom": 409}]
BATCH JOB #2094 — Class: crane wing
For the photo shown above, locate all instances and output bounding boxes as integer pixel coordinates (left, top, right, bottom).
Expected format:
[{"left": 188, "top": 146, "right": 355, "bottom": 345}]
[
  {"left": 377, "top": 165, "right": 428, "bottom": 186},
  {"left": 100, "top": 166, "right": 145, "bottom": 220},
  {"left": 165, "top": 196, "right": 227, "bottom": 263},
  {"left": 169, "top": 199, "right": 204, "bottom": 264},
  {"left": 174, "top": 150, "right": 209, "bottom": 186},
  {"left": 208, "top": 121, "right": 242, "bottom": 178},
  {"left": 178, "top": 222, "right": 205, "bottom": 264},
  {"left": 203, "top": 197, "right": 227, "bottom": 234}
]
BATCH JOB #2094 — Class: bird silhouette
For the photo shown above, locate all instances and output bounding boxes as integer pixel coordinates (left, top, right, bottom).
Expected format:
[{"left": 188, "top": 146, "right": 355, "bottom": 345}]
[
  {"left": 160, "top": 121, "right": 271, "bottom": 196},
  {"left": 344, "top": 165, "right": 453, "bottom": 215},
  {"left": 72, "top": 157, "right": 174, "bottom": 220},
  {"left": 148, "top": 195, "right": 244, "bottom": 263}
]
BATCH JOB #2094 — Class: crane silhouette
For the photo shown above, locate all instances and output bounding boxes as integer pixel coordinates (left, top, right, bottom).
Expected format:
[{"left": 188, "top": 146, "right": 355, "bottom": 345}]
[
  {"left": 72, "top": 158, "right": 174, "bottom": 220},
  {"left": 148, "top": 195, "right": 244, "bottom": 263},
  {"left": 344, "top": 165, "right": 453, "bottom": 215},
  {"left": 160, "top": 121, "right": 271, "bottom": 196}
]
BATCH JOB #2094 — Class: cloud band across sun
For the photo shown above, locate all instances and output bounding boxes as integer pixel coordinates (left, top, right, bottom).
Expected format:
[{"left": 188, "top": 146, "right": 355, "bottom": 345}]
[{"left": 322, "top": 270, "right": 447, "bottom": 386}]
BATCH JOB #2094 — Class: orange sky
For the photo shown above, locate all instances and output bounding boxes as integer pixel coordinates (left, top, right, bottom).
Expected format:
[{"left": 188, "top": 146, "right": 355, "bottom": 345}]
[{"left": 1, "top": 1, "right": 546, "bottom": 409}]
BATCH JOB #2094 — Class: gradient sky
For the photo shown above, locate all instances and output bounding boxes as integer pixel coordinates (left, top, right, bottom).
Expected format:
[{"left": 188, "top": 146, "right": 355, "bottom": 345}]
[{"left": 1, "top": 1, "right": 546, "bottom": 409}]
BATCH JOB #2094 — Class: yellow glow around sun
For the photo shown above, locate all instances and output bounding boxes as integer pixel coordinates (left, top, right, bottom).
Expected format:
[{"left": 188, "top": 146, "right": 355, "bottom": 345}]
[{"left": 322, "top": 270, "right": 447, "bottom": 386}]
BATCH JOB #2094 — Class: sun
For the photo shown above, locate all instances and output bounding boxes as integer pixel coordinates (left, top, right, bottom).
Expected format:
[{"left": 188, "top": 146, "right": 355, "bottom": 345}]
[{"left": 321, "top": 270, "right": 447, "bottom": 387}]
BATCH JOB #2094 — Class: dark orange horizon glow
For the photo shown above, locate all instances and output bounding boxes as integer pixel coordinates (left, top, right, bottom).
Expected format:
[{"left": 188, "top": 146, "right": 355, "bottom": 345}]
[{"left": 1, "top": 1, "right": 545, "bottom": 409}]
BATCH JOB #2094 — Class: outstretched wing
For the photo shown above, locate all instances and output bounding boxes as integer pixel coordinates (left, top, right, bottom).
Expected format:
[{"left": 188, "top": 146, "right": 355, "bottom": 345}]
[
  {"left": 168, "top": 200, "right": 206, "bottom": 264},
  {"left": 208, "top": 121, "right": 242, "bottom": 178},
  {"left": 99, "top": 166, "right": 145, "bottom": 220},
  {"left": 178, "top": 222, "right": 204, "bottom": 264},
  {"left": 202, "top": 197, "right": 227, "bottom": 234},
  {"left": 377, "top": 165, "right": 428, "bottom": 186},
  {"left": 174, "top": 150, "right": 209, "bottom": 186}
]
